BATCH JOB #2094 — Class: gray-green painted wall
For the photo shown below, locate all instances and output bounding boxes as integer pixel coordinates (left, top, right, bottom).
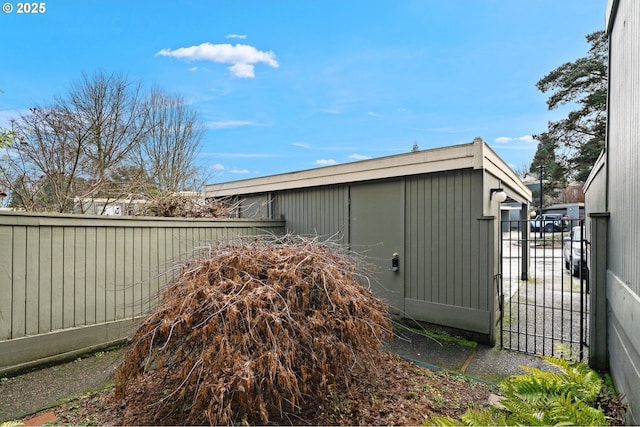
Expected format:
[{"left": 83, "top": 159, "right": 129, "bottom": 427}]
[
  {"left": 404, "top": 171, "right": 495, "bottom": 337},
  {"left": 275, "top": 185, "right": 350, "bottom": 243},
  {"left": 268, "top": 169, "right": 498, "bottom": 342},
  {"left": 0, "top": 212, "right": 284, "bottom": 373},
  {"left": 594, "top": 0, "right": 640, "bottom": 423}
]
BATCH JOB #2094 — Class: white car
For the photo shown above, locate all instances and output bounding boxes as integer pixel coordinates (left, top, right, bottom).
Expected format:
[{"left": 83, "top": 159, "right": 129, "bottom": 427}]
[{"left": 563, "top": 226, "right": 588, "bottom": 278}]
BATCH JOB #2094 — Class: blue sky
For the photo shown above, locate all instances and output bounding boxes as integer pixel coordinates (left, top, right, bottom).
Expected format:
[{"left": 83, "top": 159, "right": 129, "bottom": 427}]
[{"left": 1, "top": 0, "right": 605, "bottom": 184}]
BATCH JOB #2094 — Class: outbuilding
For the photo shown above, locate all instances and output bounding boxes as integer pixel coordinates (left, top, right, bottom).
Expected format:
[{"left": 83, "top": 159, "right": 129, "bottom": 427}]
[{"left": 205, "top": 137, "right": 531, "bottom": 344}]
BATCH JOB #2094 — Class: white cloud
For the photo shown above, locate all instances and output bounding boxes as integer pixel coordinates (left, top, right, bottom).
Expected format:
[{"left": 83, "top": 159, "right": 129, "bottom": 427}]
[
  {"left": 226, "top": 34, "right": 247, "bottom": 39},
  {"left": 156, "top": 42, "right": 279, "bottom": 78},
  {"left": 349, "top": 153, "right": 371, "bottom": 160},
  {"left": 495, "top": 135, "right": 536, "bottom": 143},
  {"left": 230, "top": 167, "right": 251, "bottom": 174},
  {"left": 315, "top": 159, "right": 337, "bottom": 166},
  {"left": 188, "top": 66, "right": 199, "bottom": 72},
  {"left": 292, "top": 142, "right": 312, "bottom": 149},
  {"left": 206, "top": 120, "right": 255, "bottom": 129},
  {"left": 228, "top": 62, "right": 256, "bottom": 78},
  {"left": 367, "top": 111, "right": 383, "bottom": 118},
  {"left": 495, "top": 137, "right": 513, "bottom": 143},
  {"left": 210, "top": 163, "right": 225, "bottom": 171}
]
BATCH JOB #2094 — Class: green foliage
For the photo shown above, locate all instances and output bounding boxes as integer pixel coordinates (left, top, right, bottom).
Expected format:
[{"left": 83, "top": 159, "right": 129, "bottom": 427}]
[
  {"left": 529, "top": 133, "right": 567, "bottom": 207},
  {"left": 429, "top": 356, "right": 621, "bottom": 426},
  {"left": 0, "top": 129, "right": 12, "bottom": 149},
  {"left": 0, "top": 89, "right": 13, "bottom": 150},
  {"left": 535, "top": 30, "right": 607, "bottom": 183}
]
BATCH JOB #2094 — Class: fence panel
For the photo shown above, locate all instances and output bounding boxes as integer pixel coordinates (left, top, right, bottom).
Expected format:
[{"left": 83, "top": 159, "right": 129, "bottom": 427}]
[
  {"left": 500, "top": 219, "right": 589, "bottom": 360},
  {"left": 0, "top": 212, "right": 284, "bottom": 372}
]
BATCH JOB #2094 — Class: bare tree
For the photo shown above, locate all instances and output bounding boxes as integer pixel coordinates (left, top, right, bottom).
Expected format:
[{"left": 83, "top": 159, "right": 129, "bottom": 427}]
[
  {"left": 136, "top": 87, "right": 203, "bottom": 193},
  {"left": 0, "top": 106, "right": 88, "bottom": 212},
  {"left": 0, "top": 72, "right": 206, "bottom": 213},
  {"left": 65, "top": 71, "right": 149, "bottom": 204},
  {"left": 512, "top": 162, "right": 532, "bottom": 180}
]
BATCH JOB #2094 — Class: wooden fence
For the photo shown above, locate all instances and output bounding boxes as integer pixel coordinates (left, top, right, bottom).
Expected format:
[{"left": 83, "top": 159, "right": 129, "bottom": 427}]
[{"left": 0, "top": 211, "right": 284, "bottom": 374}]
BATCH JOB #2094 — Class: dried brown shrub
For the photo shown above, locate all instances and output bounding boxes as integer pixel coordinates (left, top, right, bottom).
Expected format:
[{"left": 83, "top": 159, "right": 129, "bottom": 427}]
[
  {"left": 136, "top": 193, "right": 240, "bottom": 218},
  {"left": 115, "top": 235, "right": 393, "bottom": 425}
]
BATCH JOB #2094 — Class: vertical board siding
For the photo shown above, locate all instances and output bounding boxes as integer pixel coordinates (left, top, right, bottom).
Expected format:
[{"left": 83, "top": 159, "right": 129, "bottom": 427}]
[
  {"left": 0, "top": 226, "right": 11, "bottom": 339},
  {"left": 12, "top": 227, "right": 26, "bottom": 338},
  {"left": 38, "top": 227, "right": 52, "bottom": 334},
  {"left": 85, "top": 227, "right": 97, "bottom": 326},
  {"left": 600, "top": 1, "right": 640, "bottom": 423},
  {"left": 405, "top": 170, "right": 487, "bottom": 310},
  {"left": 608, "top": 0, "right": 640, "bottom": 296},
  {"left": 0, "top": 214, "right": 284, "bottom": 342},
  {"left": 274, "top": 185, "right": 349, "bottom": 242},
  {"left": 25, "top": 227, "right": 39, "bottom": 336}
]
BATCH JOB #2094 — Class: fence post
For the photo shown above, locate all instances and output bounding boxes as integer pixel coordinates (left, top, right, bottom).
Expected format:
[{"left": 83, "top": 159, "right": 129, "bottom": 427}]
[
  {"left": 589, "top": 212, "right": 609, "bottom": 370},
  {"left": 520, "top": 203, "right": 530, "bottom": 281}
]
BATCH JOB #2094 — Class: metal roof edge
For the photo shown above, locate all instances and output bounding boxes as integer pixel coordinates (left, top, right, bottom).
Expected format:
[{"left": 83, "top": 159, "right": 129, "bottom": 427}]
[
  {"left": 205, "top": 139, "right": 531, "bottom": 201},
  {"left": 584, "top": 149, "right": 607, "bottom": 192},
  {"left": 206, "top": 141, "right": 477, "bottom": 197},
  {"left": 606, "top": 0, "right": 619, "bottom": 35},
  {"left": 480, "top": 141, "right": 532, "bottom": 201}
]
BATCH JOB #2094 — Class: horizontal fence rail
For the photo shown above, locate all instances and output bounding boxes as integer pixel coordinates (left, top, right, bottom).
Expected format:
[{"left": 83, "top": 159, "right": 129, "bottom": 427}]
[{"left": 0, "top": 211, "right": 284, "bottom": 372}]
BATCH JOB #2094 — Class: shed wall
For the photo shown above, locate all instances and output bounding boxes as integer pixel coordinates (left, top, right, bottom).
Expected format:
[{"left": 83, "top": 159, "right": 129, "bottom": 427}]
[
  {"left": 269, "top": 169, "right": 497, "bottom": 339},
  {"left": 274, "top": 185, "right": 349, "bottom": 243},
  {"left": 405, "top": 170, "right": 489, "bottom": 312},
  {"left": 607, "top": 0, "right": 640, "bottom": 295},
  {"left": 239, "top": 194, "right": 271, "bottom": 218}
]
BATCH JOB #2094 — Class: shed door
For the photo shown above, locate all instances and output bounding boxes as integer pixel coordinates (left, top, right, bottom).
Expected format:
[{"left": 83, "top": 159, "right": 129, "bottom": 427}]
[{"left": 350, "top": 181, "right": 404, "bottom": 314}]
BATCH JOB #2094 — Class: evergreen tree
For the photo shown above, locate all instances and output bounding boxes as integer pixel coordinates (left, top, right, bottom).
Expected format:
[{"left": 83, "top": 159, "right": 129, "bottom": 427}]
[
  {"left": 536, "top": 31, "right": 607, "bottom": 182},
  {"left": 530, "top": 132, "right": 567, "bottom": 204}
]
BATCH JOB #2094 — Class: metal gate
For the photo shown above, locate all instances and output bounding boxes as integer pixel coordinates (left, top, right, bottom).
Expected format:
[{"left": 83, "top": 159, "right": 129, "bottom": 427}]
[{"left": 499, "top": 219, "right": 589, "bottom": 361}]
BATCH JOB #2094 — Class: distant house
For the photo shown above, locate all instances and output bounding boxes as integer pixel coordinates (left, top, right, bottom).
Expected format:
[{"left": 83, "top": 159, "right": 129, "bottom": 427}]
[
  {"left": 74, "top": 197, "right": 148, "bottom": 216},
  {"left": 584, "top": 0, "right": 640, "bottom": 423},
  {"left": 521, "top": 172, "right": 543, "bottom": 195},
  {"left": 206, "top": 138, "right": 532, "bottom": 345},
  {"left": 73, "top": 192, "right": 206, "bottom": 217},
  {"left": 543, "top": 203, "right": 584, "bottom": 220}
]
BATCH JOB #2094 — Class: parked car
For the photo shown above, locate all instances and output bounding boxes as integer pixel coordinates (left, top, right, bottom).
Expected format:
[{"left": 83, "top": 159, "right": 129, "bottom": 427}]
[
  {"left": 530, "top": 214, "right": 567, "bottom": 232},
  {"left": 564, "top": 226, "right": 588, "bottom": 278}
]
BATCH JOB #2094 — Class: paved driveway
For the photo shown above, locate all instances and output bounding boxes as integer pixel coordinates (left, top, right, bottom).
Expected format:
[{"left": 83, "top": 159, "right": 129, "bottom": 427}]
[{"left": 499, "top": 231, "right": 589, "bottom": 360}]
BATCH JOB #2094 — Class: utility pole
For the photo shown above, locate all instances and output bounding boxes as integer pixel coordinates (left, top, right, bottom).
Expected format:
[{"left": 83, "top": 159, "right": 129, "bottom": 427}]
[{"left": 538, "top": 164, "right": 544, "bottom": 238}]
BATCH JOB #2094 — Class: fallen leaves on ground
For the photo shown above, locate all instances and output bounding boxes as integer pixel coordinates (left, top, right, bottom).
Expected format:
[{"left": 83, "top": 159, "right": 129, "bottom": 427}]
[{"left": 51, "top": 352, "right": 494, "bottom": 426}]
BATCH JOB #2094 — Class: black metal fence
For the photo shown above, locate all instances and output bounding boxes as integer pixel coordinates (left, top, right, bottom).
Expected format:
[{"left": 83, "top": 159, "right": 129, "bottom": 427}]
[{"left": 499, "top": 219, "right": 589, "bottom": 360}]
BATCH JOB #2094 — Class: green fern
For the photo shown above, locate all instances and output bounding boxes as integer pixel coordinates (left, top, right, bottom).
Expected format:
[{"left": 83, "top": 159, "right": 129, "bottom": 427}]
[
  {"left": 426, "top": 356, "right": 616, "bottom": 426},
  {"left": 549, "top": 392, "right": 608, "bottom": 426},
  {"left": 430, "top": 415, "right": 465, "bottom": 426}
]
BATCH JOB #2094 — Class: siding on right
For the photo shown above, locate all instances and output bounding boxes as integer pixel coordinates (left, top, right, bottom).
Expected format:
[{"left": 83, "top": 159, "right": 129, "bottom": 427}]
[{"left": 586, "top": 0, "right": 640, "bottom": 424}]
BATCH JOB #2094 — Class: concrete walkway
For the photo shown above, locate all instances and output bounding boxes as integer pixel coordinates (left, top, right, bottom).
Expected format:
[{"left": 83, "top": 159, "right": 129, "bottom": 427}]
[
  {"left": 0, "top": 348, "right": 123, "bottom": 422},
  {"left": 388, "top": 325, "right": 549, "bottom": 385}
]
